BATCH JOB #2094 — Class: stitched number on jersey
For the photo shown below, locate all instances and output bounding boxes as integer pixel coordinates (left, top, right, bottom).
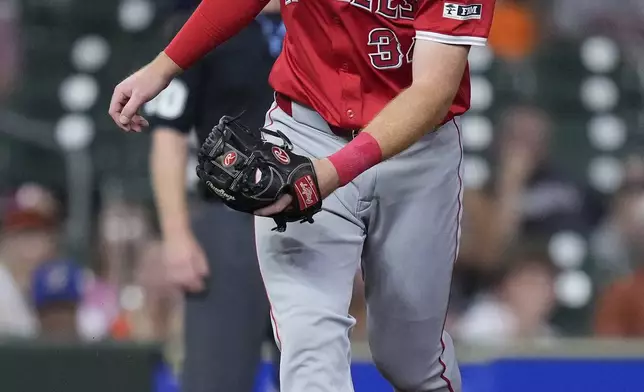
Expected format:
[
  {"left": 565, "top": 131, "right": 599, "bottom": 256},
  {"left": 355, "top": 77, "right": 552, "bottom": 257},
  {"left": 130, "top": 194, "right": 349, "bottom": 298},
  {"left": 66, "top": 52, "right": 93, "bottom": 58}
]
[
  {"left": 144, "top": 79, "right": 188, "bottom": 120},
  {"left": 368, "top": 28, "right": 403, "bottom": 70},
  {"left": 368, "top": 29, "right": 415, "bottom": 70}
]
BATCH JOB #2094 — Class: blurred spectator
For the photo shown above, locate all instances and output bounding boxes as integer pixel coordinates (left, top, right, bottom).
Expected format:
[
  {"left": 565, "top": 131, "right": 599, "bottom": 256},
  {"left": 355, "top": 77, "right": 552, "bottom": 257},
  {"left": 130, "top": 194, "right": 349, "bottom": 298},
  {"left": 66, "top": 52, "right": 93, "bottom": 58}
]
[
  {"left": 97, "top": 200, "right": 155, "bottom": 286},
  {"left": 594, "top": 265, "right": 644, "bottom": 337},
  {"left": 0, "top": 184, "right": 61, "bottom": 338},
  {"left": 451, "top": 106, "right": 604, "bottom": 316},
  {"left": 0, "top": 260, "right": 37, "bottom": 338},
  {"left": 591, "top": 156, "right": 644, "bottom": 285},
  {"left": 0, "top": 184, "right": 60, "bottom": 291},
  {"left": 454, "top": 246, "right": 557, "bottom": 344},
  {"left": 80, "top": 202, "right": 180, "bottom": 345},
  {"left": 75, "top": 200, "right": 156, "bottom": 342},
  {"left": 488, "top": 105, "right": 604, "bottom": 257},
  {"left": 77, "top": 268, "right": 120, "bottom": 341},
  {"left": 592, "top": 156, "right": 644, "bottom": 337},
  {"left": 98, "top": 238, "right": 184, "bottom": 370},
  {"left": 31, "top": 259, "right": 84, "bottom": 341},
  {"left": 448, "top": 189, "right": 499, "bottom": 320},
  {"left": 125, "top": 239, "right": 182, "bottom": 343}
]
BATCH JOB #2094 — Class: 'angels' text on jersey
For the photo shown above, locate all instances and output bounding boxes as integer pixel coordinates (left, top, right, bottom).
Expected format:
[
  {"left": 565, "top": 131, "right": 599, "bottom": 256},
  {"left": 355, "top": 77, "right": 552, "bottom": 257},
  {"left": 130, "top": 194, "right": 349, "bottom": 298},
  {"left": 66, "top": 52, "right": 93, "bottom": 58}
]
[
  {"left": 348, "top": 0, "right": 417, "bottom": 20},
  {"left": 285, "top": 0, "right": 418, "bottom": 20}
]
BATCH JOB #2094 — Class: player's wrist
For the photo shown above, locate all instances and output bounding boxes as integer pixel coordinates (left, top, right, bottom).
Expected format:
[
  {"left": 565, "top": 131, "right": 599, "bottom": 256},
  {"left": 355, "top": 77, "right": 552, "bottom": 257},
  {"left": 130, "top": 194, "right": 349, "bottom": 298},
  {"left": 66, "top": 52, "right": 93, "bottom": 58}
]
[
  {"left": 151, "top": 52, "right": 183, "bottom": 81},
  {"left": 160, "top": 218, "right": 192, "bottom": 241},
  {"left": 313, "top": 158, "right": 341, "bottom": 192},
  {"left": 327, "top": 132, "right": 383, "bottom": 186}
]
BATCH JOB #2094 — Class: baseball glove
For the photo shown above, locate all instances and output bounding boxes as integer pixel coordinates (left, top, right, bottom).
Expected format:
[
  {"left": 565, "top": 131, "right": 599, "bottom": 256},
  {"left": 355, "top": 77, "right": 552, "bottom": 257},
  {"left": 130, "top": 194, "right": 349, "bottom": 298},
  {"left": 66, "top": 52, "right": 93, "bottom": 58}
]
[{"left": 196, "top": 115, "right": 323, "bottom": 232}]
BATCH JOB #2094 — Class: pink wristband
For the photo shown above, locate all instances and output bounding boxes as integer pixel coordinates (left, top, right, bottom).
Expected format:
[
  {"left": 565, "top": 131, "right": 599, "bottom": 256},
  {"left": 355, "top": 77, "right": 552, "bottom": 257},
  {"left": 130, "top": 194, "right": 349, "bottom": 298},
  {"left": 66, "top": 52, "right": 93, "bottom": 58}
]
[{"left": 328, "top": 132, "right": 383, "bottom": 186}]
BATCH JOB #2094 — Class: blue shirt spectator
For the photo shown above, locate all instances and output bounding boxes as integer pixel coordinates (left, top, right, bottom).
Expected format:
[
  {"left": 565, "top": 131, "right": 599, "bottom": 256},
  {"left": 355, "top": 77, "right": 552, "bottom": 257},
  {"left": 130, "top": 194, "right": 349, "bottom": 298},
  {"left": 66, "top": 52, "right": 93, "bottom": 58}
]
[{"left": 31, "top": 259, "right": 84, "bottom": 341}]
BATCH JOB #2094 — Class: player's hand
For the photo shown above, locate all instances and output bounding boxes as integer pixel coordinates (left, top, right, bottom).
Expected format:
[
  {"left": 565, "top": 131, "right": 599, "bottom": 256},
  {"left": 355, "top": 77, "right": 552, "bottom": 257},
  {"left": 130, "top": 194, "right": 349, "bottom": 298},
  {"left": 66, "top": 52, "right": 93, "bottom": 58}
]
[
  {"left": 109, "top": 53, "right": 181, "bottom": 132},
  {"left": 255, "top": 158, "right": 339, "bottom": 217},
  {"left": 162, "top": 232, "right": 209, "bottom": 293}
]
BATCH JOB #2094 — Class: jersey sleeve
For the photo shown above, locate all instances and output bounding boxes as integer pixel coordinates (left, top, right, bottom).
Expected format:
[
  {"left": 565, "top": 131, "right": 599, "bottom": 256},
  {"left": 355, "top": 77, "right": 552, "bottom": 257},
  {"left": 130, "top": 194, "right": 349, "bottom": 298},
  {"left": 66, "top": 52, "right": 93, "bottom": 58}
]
[
  {"left": 144, "top": 64, "right": 200, "bottom": 135},
  {"left": 414, "top": 0, "right": 496, "bottom": 47}
]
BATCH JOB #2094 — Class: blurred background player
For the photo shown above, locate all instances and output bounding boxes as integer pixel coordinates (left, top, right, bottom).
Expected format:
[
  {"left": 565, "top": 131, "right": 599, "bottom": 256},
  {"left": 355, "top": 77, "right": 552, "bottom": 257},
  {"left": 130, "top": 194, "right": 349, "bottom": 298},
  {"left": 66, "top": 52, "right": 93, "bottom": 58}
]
[{"left": 145, "top": 0, "right": 283, "bottom": 390}]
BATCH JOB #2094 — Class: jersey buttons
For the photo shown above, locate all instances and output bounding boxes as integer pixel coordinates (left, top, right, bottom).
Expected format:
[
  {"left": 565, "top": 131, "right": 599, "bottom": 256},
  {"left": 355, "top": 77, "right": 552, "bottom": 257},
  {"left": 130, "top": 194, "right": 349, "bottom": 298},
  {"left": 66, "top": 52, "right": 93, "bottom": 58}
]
[
  {"left": 333, "top": 16, "right": 341, "bottom": 25},
  {"left": 346, "top": 109, "right": 355, "bottom": 119}
]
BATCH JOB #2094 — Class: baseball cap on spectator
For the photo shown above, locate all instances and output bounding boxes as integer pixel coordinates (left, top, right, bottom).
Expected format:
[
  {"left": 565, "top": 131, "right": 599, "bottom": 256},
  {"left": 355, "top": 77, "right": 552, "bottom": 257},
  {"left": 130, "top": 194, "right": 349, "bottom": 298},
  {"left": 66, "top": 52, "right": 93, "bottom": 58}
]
[
  {"left": 2, "top": 208, "right": 55, "bottom": 233},
  {"left": 32, "top": 259, "right": 85, "bottom": 308},
  {"left": 2, "top": 183, "right": 59, "bottom": 233}
]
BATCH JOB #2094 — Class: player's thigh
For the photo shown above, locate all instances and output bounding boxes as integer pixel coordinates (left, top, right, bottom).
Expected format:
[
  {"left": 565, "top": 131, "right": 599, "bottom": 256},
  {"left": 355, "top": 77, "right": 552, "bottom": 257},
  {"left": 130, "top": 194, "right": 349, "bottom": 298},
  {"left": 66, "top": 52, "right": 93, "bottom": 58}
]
[
  {"left": 254, "top": 191, "right": 364, "bottom": 338},
  {"left": 363, "top": 121, "right": 463, "bottom": 390},
  {"left": 260, "top": 100, "right": 364, "bottom": 314},
  {"left": 183, "top": 202, "right": 269, "bottom": 392},
  {"left": 365, "top": 121, "right": 463, "bottom": 319}
]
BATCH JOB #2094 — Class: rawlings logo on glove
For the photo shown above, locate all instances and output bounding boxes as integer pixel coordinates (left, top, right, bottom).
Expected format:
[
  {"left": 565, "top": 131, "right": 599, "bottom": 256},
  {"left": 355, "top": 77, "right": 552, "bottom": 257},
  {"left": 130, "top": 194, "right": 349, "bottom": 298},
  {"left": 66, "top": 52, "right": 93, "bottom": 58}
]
[
  {"left": 294, "top": 175, "right": 319, "bottom": 208},
  {"left": 196, "top": 115, "right": 323, "bottom": 232}
]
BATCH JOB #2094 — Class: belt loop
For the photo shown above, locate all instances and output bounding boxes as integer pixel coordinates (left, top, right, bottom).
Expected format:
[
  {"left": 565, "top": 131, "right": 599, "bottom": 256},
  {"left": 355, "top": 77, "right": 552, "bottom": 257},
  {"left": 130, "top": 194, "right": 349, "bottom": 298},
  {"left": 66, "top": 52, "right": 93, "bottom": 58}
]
[{"left": 275, "top": 92, "right": 293, "bottom": 117}]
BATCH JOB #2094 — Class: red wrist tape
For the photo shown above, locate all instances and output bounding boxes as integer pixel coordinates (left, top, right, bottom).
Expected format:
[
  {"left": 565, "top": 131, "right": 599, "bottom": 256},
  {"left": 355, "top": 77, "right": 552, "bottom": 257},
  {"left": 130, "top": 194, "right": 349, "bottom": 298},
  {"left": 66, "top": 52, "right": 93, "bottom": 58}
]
[
  {"left": 164, "top": 0, "right": 267, "bottom": 69},
  {"left": 328, "top": 132, "right": 383, "bottom": 186}
]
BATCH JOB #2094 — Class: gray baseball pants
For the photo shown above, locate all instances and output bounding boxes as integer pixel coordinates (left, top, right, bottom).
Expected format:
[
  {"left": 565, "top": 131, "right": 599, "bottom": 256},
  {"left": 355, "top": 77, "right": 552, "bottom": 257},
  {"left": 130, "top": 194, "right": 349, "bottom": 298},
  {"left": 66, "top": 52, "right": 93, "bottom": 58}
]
[{"left": 256, "top": 99, "right": 463, "bottom": 392}]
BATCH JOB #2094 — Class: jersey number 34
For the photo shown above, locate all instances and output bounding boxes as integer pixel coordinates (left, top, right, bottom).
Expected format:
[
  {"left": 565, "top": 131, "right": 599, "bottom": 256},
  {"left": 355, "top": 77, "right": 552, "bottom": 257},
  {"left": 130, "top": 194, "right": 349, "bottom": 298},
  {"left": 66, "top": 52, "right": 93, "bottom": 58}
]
[{"left": 367, "top": 28, "right": 415, "bottom": 70}]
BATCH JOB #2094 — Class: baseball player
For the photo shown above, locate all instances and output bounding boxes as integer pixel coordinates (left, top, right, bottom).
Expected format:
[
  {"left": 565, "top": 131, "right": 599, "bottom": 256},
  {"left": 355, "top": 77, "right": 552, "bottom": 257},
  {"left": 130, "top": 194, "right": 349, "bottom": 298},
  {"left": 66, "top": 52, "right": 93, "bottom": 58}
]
[{"left": 109, "top": 0, "right": 496, "bottom": 391}]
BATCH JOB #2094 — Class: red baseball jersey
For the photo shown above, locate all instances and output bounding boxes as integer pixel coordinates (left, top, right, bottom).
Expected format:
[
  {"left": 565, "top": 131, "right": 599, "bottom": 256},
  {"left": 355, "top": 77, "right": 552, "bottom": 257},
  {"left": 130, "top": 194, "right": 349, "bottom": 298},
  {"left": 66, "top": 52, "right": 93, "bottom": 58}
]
[{"left": 269, "top": 0, "right": 496, "bottom": 129}]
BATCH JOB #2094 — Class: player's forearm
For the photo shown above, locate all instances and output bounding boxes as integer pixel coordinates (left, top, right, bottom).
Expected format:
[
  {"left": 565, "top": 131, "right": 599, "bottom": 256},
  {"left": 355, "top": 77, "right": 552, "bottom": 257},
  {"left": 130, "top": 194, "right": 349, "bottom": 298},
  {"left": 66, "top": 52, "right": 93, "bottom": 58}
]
[
  {"left": 327, "top": 84, "right": 457, "bottom": 186},
  {"left": 328, "top": 58, "right": 465, "bottom": 185},
  {"left": 363, "top": 42, "right": 469, "bottom": 159},
  {"left": 364, "top": 82, "right": 458, "bottom": 159},
  {"left": 327, "top": 42, "right": 469, "bottom": 186},
  {"left": 151, "top": 129, "right": 191, "bottom": 238},
  {"left": 164, "top": 0, "right": 271, "bottom": 70}
]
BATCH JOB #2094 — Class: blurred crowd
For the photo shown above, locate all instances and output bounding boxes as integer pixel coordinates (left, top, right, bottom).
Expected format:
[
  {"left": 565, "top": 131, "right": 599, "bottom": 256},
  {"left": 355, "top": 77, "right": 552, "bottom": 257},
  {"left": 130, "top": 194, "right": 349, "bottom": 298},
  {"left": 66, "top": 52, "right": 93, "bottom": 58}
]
[
  {"left": 0, "top": 0, "right": 643, "bottom": 365},
  {"left": 0, "top": 183, "right": 182, "bottom": 347}
]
